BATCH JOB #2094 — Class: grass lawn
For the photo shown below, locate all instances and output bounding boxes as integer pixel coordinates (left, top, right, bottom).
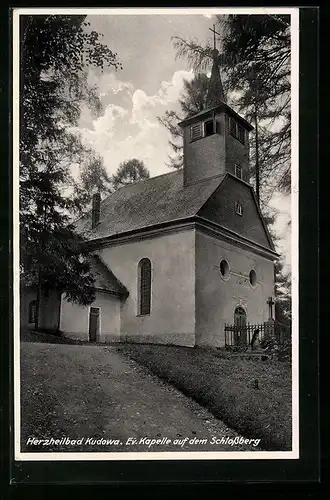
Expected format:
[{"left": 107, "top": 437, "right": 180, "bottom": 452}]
[{"left": 118, "top": 344, "right": 292, "bottom": 451}]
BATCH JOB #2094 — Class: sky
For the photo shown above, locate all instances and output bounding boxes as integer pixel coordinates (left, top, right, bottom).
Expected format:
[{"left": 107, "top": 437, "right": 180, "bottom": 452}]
[
  {"left": 76, "top": 14, "right": 212, "bottom": 177},
  {"left": 74, "top": 12, "right": 291, "bottom": 272}
]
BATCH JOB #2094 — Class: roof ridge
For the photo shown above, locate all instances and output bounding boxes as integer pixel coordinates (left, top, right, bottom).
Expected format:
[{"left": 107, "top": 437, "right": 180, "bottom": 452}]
[
  {"left": 101, "top": 169, "right": 182, "bottom": 204},
  {"left": 115, "top": 168, "right": 180, "bottom": 189},
  {"left": 73, "top": 170, "right": 227, "bottom": 241},
  {"left": 73, "top": 169, "right": 182, "bottom": 227},
  {"left": 92, "top": 254, "right": 129, "bottom": 296}
]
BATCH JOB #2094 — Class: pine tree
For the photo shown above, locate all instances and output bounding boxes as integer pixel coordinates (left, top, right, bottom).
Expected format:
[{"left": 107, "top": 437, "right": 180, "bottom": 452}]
[
  {"left": 111, "top": 159, "right": 150, "bottom": 190},
  {"left": 71, "top": 151, "right": 113, "bottom": 212},
  {"left": 274, "top": 260, "right": 292, "bottom": 324},
  {"left": 19, "top": 15, "right": 122, "bottom": 327}
]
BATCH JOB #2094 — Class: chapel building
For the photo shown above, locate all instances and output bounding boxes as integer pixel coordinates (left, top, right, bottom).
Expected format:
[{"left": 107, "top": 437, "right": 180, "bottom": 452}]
[{"left": 21, "top": 48, "right": 279, "bottom": 347}]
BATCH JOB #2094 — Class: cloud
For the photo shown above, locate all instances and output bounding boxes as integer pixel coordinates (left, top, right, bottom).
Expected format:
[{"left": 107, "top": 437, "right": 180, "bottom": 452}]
[
  {"left": 130, "top": 89, "right": 162, "bottom": 126},
  {"left": 130, "top": 70, "right": 194, "bottom": 126},
  {"left": 88, "top": 71, "right": 134, "bottom": 100},
  {"left": 76, "top": 104, "right": 128, "bottom": 154},
  {"left": 159, "top": 70, "right": 194, "bottom": 103},
  {"left": 76, "top": 69, "right": 193, "bottom": 176}
]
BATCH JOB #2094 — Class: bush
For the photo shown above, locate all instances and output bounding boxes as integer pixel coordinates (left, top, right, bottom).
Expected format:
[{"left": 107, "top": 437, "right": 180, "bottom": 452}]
[{"left": 260, "top": 334, "right": 291, "bottom": 362}]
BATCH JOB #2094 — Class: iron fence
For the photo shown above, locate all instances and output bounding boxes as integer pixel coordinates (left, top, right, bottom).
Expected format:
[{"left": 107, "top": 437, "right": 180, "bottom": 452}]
[{"left": 224, "top": 321, "right": 291, "bottom": 349}]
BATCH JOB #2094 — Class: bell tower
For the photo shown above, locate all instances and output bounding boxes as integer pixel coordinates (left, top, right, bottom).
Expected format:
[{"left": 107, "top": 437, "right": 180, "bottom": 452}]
[{"left": 179, "top": 25, "right": 253, "bottom": 187}]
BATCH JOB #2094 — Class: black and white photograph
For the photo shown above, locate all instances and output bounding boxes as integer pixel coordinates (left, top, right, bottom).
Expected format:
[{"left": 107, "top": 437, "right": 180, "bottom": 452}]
[{"left": 13, "top": 7, "right": 299, "bottom": 461}]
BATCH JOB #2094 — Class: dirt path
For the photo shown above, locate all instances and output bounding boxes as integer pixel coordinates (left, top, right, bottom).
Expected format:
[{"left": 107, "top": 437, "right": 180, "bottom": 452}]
[{"left": 20, "top": 342, "right": 260, "bottom": 453}]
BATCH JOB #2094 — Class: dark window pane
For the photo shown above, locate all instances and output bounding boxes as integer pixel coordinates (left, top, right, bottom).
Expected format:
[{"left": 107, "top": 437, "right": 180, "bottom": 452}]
[
  {"left": 204, "top": 120, "right": 214, "bottom": 137},
  {"left": 28, "top": 300, "right": 37, "bottom": 323},
  {"left": 139, "top": 258, "right": 151, "bottom": 315},
  {"left": 237, "top": 124, "right": 245, "bottom": 144},
  {"left": 230, "top": 117, "right": 236, "bottom": 137}
]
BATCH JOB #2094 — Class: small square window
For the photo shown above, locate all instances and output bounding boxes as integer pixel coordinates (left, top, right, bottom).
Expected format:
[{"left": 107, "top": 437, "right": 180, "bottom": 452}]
[
  {"left": 235, "top": 165, "right": 242, "bottom": 179},
  {"left": 235, "top": 201, "right": 243, "bottom": 216}
]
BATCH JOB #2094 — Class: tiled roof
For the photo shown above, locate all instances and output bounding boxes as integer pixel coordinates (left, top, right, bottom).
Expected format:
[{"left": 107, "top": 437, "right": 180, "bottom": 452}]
[
  {"left": 74, "top": 170, "right": 225, "bottom": 241},
  {"left": 90, "top": 255, "right": 128, "bottom": 297},
  {"left": 20, "top": 256, "right": 129, "bottom": 297}
]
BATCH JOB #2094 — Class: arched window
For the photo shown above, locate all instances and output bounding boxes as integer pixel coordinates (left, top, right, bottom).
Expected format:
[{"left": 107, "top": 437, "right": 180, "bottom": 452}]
[
  {"left": 28, "top": 300, "right": 37, "bottom": 324},
  {"left": 249, "top": 269, "right": 257, "bottom": 287},
  {"left": 234, "top": 306, "right": 247, "bottom": 346},
  {"left": 219, "top": 259, "right": 230, "bottom": 280},
  {"left": 138, "top": 258, "right": 152, "bottom": 315},
  {"left": 234, "top": 306, "right": 247, "bottom": 327}
]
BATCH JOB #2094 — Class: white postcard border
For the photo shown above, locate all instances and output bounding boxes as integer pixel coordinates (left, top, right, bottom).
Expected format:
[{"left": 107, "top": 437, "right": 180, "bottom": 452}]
[{"left": 13, "top": 6, "right": 300, "bottom": 462}]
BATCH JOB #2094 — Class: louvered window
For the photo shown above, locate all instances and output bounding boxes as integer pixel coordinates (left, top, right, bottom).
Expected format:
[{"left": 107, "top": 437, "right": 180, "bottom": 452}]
[
  {"left": 138, "top": 258, "right": 152, "bottom": 315},
  {"left": 190, "top": 122, "right": 202, "bottom": 141},
  {"left": 230, "top": 117, "right": 237, "bottom": 137},
  {"left": 235, "top": 164, "right": 243, "bottom": 179},
  {"left": 237, "top": 124, "right": 245, "bottom": 144},
  {"left": 230, "top": 117, "right": 246, "bottom": 144}
]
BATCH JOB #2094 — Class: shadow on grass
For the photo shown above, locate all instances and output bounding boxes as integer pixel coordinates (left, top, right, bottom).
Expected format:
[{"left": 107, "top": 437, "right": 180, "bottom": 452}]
[
  {"left": 21, "top": 329, "right": 86, "bottom": 345},
  {"left": 21, "top": 329, "right": 111, "bottom": 346},
  {"left": 117, "top": 343, "right": 292, "bottom": 451}
]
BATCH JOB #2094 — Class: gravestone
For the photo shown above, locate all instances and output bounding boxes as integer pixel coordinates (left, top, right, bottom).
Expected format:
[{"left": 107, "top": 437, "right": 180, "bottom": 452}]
[{"left": 250, "top": 329, "right": 261, "bottom": 351}]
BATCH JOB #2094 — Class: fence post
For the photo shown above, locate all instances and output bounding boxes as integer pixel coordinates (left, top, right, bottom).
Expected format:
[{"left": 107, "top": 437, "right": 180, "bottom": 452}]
[{"left": 264, "top": 318, "right": 275, "bottom": 339}]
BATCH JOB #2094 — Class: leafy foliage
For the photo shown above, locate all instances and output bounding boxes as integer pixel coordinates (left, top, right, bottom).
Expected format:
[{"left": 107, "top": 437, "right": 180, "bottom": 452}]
[
  {"left": 262, "top": 211, "right": 291, "bottom": 324},
  {"left": 71, "top": 152, "right": 113, "bottom": 211},
  {"left": 260, "top": 333, "right": 291, "bottom": 362},
  {"left": 20, "top": 15, "right": 122, "bottom": 308},
  {"left": 111, "top": 159, "right": 150, "bottom": 190},
  {"left": 221, "top": 14, "right": 291, "bottom": 197},
  {"left": 274, "top": 260, "right": 292, "bottom": 323}
]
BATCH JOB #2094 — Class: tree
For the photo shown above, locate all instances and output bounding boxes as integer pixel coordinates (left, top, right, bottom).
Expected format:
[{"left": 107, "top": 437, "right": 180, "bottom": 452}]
[
  {"left": 71, "top": 151, "right": 113, "bottom": 212},
  {"left": 172, "top": 14, "right": 291, "bottom": 198},
  {"left": 274, "top": 260, "right": 292, "bottom": 323},
  {"left": 111, "top": 159, "right": 150, "bottom": 190},
  {"left": 261, "top": 209, "right": 292, "bottom": 325},
  {"left": 158, "top": 73, "right": 210, "bottom": 169},
  {"left": 19, "top": 15, "right": 122, "bottom": 327}
]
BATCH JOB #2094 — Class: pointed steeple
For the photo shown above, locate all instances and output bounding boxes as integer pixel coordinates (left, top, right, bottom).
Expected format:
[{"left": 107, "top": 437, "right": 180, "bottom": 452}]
[{"left": 206, "top": 26, "right": 226, "bottom": 107}]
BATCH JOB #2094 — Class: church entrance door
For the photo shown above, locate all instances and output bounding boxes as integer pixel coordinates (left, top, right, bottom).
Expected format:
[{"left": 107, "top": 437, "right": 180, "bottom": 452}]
[
  {"left": 234, "top": 306, "right": 247, "bottom": 346},
  {"left": 89, "top": 307, "right": 100, "bottom": 342}
]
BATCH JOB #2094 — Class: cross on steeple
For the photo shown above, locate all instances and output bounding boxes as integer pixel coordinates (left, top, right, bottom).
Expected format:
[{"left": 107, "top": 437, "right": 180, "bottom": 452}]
[
  {"left": 209, "top": 24, "right": 221, "bottom": 52},
  {"left": 206, "top": 24, "right": 226, "bottom": 106},
  {"left": 267, "top": 296, "right": 275, "bottom": 320}
]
